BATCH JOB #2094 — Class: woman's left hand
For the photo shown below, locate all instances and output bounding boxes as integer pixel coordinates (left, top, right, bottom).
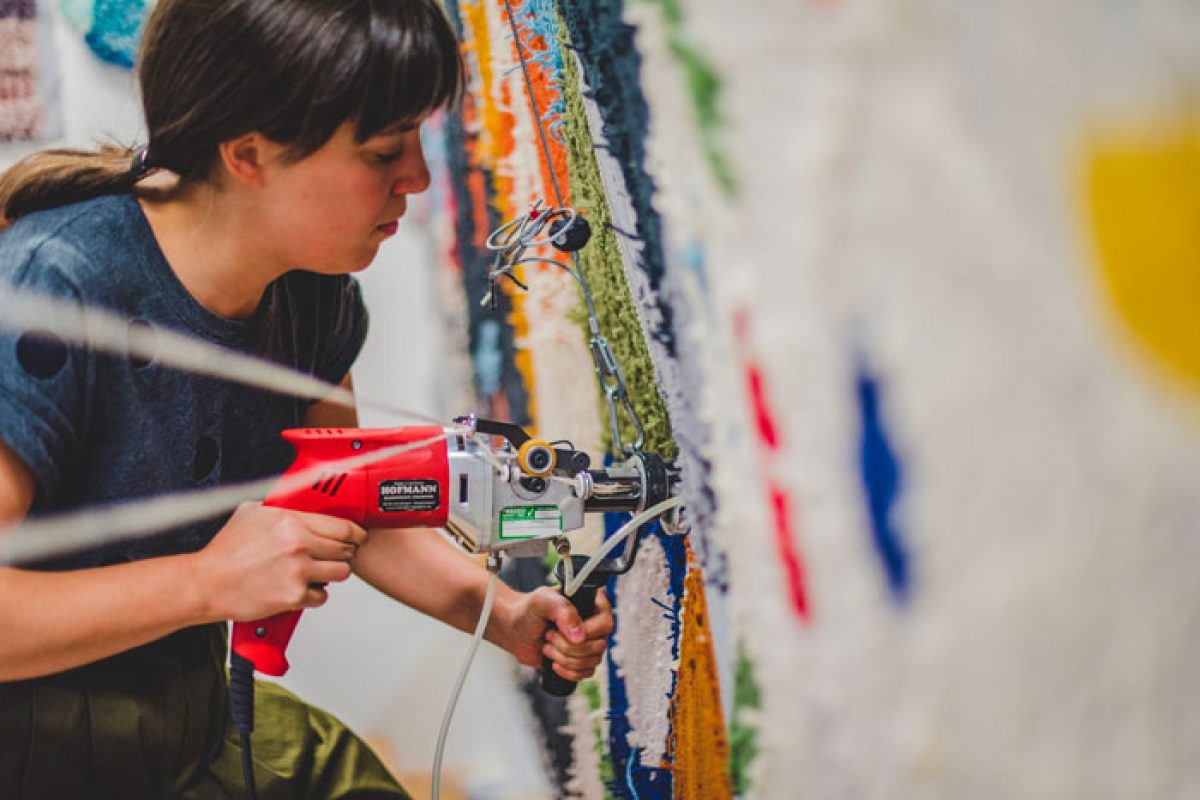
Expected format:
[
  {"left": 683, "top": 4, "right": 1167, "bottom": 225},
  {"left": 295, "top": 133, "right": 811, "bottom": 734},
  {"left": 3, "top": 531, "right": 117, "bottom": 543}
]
[{"left": 501, "top": 586, "right": 614, "bottom": 682}]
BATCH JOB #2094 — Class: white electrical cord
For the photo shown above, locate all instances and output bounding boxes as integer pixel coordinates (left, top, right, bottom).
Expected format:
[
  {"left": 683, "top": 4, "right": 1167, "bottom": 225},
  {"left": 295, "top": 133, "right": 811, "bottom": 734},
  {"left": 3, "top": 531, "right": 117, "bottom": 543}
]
[
  {"left": 563, "top": 497, "right": 683, "bottom": 598},
  {"left": 427, "top": 498, "right": 683, "bottom": 796},
  {"left": 431, "top": 562, "right": 500, "bottom": 800},
  {"left": 562, "top": 551, "right": 576, "bottom": 588}
]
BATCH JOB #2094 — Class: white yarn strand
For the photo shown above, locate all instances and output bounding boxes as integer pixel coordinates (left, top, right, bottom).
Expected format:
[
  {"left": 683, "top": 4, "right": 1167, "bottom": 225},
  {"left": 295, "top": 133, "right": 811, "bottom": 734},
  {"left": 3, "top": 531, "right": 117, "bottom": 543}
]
[
  {"left": 0, "top": 429, "right": 465, "bottom": 565},
  {"left": 0, "top": 287, "right": 442, "bottom": 425}
]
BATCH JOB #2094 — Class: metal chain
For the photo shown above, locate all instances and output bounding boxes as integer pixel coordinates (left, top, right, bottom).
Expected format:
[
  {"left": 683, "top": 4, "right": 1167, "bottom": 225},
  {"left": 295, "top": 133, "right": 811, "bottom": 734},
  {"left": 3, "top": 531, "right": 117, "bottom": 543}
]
[
  {"left": 590, "top": 332, "right": 644, "bottom": 455},
  {"left": 499, "top": 0, "right": 646, "bottom": 456}
]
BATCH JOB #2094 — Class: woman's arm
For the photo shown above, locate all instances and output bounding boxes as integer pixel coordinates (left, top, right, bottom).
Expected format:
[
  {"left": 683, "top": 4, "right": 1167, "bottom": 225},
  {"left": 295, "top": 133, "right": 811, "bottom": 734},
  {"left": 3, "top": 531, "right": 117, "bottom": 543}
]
[
  {"left": 353, "top": 528, "right": 611, "bottom": 681},
  {"left": 302, "top": 378, "right": 514, "bottom": 635},
  {"left": 0, "top": 439, "right": 365, "bottom": 682},
  {"left": 308, "top": 376, "right": 612, "bottom": 680},
  {"left": 0, "top": 438, "right": 207, "bottom": 680}
]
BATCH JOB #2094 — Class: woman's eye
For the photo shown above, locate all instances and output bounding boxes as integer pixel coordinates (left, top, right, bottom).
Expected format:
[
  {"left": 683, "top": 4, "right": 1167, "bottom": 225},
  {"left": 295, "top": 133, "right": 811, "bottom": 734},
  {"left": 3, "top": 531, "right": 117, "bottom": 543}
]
[{"left": 375, "top": 150, "right": 403, "bottom": 164}]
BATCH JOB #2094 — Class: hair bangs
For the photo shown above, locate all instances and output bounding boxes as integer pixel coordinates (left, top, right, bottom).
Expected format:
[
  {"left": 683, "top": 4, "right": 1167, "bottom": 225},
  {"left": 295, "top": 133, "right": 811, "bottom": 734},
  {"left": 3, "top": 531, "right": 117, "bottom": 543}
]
[
  {"left": 348, "top": 0, "right": 463, "bottom": 142},
  {"left": 135, "top": 0, "right": 463, "bottom": 171}
]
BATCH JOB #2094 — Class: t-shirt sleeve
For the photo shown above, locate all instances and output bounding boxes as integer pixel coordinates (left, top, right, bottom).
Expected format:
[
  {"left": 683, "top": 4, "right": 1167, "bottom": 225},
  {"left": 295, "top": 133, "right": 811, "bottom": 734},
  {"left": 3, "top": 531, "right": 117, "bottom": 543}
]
[
  {"left": 0, "top": 243, "right": 94, "bottom": 502},
  {"left": 313, "top": 275, "right": 369, "bottom": 387}
]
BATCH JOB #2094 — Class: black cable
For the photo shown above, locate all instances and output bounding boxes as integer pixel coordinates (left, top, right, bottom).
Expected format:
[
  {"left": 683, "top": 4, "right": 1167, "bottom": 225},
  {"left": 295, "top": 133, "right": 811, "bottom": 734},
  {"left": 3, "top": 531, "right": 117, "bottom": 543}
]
[
  {"left": 229, "top": 652, "right": 258, "bottom": 800},
  {"left": 238, "top": 731, "right": 257, "bottom": 800}
]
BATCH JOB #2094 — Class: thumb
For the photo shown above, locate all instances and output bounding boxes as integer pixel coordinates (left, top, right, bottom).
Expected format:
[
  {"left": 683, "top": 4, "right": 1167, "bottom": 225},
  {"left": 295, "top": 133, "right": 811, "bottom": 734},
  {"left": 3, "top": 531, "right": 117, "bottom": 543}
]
[{"left": 541, "top": 588, "right": 585, "bottom": 644}]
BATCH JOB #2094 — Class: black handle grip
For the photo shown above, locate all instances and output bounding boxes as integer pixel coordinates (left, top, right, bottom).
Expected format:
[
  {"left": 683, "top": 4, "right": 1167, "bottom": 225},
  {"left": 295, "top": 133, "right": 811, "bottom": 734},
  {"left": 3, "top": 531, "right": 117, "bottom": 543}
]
[{"left": 541, "top": 557, "right": 604, "bottom": 696}]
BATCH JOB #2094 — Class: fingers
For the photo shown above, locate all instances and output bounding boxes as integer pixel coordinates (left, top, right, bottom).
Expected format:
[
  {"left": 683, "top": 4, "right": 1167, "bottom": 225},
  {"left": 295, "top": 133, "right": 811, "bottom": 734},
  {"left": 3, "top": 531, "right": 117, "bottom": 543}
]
[
  {"left": 212, "top": 504, "right": 363, "bottom": 621},
  {"left": 303, "top": 535, "right": 360, "bottom": 563},
  {"left": 541, "top": 588, "right": 613, "bottom": 680},
  {"left": 270, "top": 512, "right": 358, "bottom": 609},
  {"left": 305, "top": 559, "right": 353, "bottom": 586},
  {"left": 301, "top": 585, "right": 330, "bottom": 609},
  {"left": 264, "top": 510, "right": 364, "bottom": 561},
  {"left": 543, "top": 650, "right": 600, "bottom": 682},
  {"left": 588, "top": 588, "right": 614, "bottom": 637},
  {"left": 289, "top": 509, "right": 368, "bottom": 546},
  {"left": 544, "top": 620, "right": 610, "bottom": 649},
  {"left": 543, "top": 636, "right": 607, "bottom": 664},
  {"left": 544, "top": 591, "right": 586, "bottom": 644},
  {"left": 542, "top": 630, "right": 607, "bottom": 681},
  {"left": 545, "top": 588, "right": 613, "bottom": 647}
]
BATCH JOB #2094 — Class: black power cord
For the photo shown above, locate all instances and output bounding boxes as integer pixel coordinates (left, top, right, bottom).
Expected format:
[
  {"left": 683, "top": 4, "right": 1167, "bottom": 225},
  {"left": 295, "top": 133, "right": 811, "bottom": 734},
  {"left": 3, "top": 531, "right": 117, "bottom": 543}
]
[{"left": 229, "top": 652, "right": 259, "bottom": 800}]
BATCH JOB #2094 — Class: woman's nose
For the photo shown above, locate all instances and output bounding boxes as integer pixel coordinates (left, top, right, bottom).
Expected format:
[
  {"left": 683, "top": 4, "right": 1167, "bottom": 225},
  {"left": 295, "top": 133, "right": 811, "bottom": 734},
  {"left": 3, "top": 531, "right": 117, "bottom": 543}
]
[{"left": 393, "top": 136, "right": 431, "bottom": 196}]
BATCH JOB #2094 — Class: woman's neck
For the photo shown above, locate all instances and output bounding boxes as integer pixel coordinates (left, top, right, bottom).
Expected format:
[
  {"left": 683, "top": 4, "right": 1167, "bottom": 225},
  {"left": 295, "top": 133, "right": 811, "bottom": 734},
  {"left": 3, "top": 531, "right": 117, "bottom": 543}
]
[{"left": 138, "top": 183, "right": 287, "bottom": 320}]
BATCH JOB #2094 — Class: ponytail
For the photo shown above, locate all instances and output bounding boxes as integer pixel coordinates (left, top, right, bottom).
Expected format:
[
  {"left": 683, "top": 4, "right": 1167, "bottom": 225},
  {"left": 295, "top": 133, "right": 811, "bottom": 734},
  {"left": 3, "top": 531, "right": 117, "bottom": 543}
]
[{"left": 0, "top": 145, "right": 145, "bottom": 231}]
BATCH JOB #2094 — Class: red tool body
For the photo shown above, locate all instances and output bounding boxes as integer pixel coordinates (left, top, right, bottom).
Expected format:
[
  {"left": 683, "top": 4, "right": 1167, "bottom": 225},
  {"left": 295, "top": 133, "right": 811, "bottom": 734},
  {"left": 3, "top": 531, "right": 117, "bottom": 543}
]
[
  {"left": 230, "top": 416, "right": 676, "bottom": 689},
  {"left": 231, "top": 426, "right": 449, "bottom": 676}
]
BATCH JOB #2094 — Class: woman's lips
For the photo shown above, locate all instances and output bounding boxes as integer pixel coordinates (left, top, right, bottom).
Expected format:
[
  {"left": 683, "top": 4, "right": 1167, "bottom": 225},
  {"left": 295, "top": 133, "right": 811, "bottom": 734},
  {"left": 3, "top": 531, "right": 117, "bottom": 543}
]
[{"left": 376, "top": 220, "right": 399, "bottom": 236}]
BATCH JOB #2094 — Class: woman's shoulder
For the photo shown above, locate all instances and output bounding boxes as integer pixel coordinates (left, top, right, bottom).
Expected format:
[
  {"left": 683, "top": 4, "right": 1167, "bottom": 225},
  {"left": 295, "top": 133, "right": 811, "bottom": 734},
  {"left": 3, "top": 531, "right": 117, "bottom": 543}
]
[{"left": 0, "top": 194, "right": 140, "bottom": 295}]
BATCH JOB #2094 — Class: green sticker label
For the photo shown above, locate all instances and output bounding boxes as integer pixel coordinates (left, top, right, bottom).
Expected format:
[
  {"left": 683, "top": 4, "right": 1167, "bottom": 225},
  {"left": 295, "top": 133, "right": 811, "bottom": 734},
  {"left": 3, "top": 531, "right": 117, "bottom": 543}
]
[{"left": 499, "top": 506, "right": 562, "bottom": 539}]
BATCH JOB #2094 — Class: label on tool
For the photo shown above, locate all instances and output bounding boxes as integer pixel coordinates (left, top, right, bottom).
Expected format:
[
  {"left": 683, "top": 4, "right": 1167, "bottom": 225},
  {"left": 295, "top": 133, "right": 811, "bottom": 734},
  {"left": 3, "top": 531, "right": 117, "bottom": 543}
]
[
  {"left": 379, "top": 479, "right": 440, "bottom": 513},
  {"left": 499, "top": 506, "right": 562, "bottom": 540}
]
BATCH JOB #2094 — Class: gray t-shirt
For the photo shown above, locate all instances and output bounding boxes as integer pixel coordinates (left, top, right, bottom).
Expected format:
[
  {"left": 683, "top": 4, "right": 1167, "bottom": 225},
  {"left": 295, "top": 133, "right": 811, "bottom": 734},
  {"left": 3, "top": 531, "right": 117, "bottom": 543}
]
[{"left": 0, "top": 193, "right": 368, "bottom": 569}]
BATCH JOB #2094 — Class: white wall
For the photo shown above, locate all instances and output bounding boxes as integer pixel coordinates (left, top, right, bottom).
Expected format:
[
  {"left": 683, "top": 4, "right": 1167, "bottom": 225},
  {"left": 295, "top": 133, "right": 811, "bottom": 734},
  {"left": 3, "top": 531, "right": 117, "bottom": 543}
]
[{"left": 1, "top": 6, "right": 547, "bottom": 797}]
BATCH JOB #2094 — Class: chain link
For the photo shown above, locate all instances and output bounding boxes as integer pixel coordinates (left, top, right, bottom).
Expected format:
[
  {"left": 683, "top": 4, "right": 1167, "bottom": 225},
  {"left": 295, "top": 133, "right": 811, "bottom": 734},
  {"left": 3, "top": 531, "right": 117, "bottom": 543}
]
[{"left": 589, "top": 334, "right": 645, "bottom": 456}]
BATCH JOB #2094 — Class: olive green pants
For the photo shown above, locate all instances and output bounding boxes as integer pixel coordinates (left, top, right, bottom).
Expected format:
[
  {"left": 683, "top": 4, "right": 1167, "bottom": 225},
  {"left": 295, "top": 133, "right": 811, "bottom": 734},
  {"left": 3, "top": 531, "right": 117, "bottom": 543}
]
[{"left": 0, "top": 624, "right": 410, "bottom": 799}]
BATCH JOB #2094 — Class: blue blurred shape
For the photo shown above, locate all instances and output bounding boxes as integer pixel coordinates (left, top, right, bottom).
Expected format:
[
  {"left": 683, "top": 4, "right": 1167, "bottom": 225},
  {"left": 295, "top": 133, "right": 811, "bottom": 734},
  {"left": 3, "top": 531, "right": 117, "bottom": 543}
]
[
  {"left": 856, "top": 367, "right": 911, "bottom": 604},
  {"left": 83, "top": 0, "right": 147, "bottom": 68},
  {"left": 473, "top": 319, "right": 503, "bottom": 397}
]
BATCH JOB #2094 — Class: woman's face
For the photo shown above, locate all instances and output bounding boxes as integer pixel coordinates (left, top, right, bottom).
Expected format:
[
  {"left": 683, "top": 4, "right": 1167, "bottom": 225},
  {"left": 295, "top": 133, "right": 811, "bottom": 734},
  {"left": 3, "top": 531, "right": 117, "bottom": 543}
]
[{"left": 257, "top": 120, "right": 431, "bottom": 274}]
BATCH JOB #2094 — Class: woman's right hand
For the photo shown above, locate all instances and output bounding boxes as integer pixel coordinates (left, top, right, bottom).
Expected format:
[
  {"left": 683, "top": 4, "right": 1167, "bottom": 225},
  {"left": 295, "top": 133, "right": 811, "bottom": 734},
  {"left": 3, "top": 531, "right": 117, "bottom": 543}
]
[{"left": 191, "top": 502, "right": 368, "bottom": 622}]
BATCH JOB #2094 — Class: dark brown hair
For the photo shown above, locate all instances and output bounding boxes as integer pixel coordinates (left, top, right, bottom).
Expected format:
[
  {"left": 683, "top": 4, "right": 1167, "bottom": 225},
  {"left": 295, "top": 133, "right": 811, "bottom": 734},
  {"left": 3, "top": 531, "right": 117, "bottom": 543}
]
[{"left": 0, "top": 0, "right": 461, "bottom": 229}]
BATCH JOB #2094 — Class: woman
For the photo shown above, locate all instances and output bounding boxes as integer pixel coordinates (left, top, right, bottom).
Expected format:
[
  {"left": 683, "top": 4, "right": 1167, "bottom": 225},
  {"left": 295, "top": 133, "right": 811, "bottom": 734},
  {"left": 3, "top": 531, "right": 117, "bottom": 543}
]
[{"left": 0, "top": 0, "right": 613, "bottom": 796}]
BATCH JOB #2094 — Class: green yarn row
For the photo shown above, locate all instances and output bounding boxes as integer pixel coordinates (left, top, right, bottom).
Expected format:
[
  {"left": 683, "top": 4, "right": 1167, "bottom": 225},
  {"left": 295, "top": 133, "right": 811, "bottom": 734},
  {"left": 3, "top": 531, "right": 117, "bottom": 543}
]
[{"left": 558, "top": 31, "right": 678, "bottom": 461}]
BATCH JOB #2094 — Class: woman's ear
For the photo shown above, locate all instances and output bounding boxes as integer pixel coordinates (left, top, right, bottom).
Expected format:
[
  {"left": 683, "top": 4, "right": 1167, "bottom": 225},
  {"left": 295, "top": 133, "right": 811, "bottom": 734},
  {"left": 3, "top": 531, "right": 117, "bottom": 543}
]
[{"left": 216, "top": 133, "right": 284, "bottom": 187}]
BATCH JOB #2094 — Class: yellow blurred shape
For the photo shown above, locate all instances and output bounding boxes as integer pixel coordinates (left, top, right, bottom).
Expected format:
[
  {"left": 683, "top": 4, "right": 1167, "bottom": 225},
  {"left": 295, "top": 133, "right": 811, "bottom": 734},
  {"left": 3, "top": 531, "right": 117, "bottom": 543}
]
[{"left": 1087, "top": 117, "right": 1200, "bottom": 392}]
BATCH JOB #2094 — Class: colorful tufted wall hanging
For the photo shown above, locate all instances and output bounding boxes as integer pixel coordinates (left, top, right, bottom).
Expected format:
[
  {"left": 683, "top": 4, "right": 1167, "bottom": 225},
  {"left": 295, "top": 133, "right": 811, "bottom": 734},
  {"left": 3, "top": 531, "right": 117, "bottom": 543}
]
[
  {"left": 422, "top": 1, "right": 1200, "bottom": 798},
  {"left": 427, "top": 0, "right": 739, "bottom": 796}
]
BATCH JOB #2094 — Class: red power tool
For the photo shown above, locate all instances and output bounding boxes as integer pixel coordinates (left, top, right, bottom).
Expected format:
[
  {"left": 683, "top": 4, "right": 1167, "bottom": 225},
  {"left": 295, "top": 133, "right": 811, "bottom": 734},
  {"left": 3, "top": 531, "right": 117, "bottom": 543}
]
[
  {"left": 226, "top": 416, "right": 678, "bottom": 799},
  {"left": 230, "top": 424, "right": 449, "bottom": 677},
  {"left": 230, "top": 414, "right": 676, "bottom": 676}
]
